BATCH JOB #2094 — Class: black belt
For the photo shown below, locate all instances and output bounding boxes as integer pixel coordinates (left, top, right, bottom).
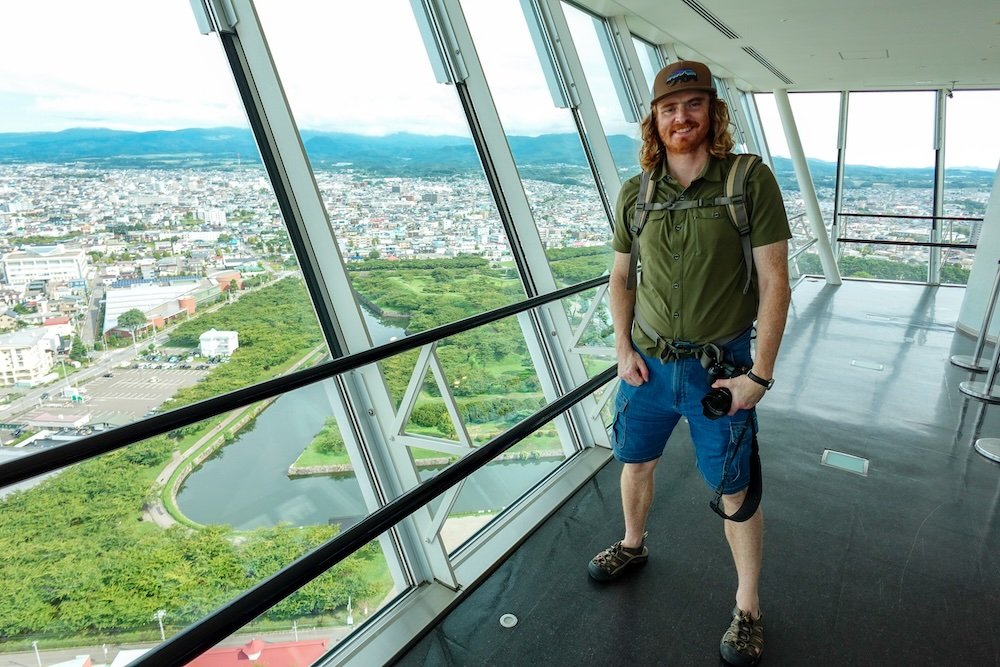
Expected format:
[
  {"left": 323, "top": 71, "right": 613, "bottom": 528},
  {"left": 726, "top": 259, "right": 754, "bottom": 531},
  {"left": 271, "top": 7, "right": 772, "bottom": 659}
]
[{"left": 633, "top": 308, "right": 749, "bottom": 364}]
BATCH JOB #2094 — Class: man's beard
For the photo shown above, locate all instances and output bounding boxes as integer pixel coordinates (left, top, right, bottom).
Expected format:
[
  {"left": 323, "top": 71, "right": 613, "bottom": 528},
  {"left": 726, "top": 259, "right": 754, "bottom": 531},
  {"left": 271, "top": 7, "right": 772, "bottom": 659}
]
[{"left": 659, "top": 121, "right": 710, "bottom": 155}]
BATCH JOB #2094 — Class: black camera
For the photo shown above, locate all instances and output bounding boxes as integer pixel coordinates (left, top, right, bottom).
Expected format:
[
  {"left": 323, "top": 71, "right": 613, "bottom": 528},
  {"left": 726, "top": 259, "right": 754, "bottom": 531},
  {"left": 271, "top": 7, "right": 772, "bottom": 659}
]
[{"left": 700, "top": 353, "right": 749, "bottom": 420}]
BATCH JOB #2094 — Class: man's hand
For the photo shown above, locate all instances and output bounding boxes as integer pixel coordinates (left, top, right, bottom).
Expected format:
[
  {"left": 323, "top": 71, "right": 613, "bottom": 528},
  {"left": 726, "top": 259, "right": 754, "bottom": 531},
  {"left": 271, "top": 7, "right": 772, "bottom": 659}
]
[
  {"left": 618, "top": 348, "right": 650, "bottom": 387},
  {"left": 712, "top": 374, "right": 766, "bottom": 414}
]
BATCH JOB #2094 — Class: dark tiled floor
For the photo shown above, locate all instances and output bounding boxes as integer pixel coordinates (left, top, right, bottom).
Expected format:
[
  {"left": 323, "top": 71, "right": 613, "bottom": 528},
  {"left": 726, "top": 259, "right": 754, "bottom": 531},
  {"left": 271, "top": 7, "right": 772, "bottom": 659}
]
[{"left": 394, "top": 278, "right": 1000, "bottom": 666}]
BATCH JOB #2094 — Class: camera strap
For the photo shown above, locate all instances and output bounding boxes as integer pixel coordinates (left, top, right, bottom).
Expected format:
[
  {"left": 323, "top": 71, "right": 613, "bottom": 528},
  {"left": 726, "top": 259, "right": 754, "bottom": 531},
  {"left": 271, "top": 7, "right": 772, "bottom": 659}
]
[{"left": 709, "top": 420, "right": 762, "bottom": 522}]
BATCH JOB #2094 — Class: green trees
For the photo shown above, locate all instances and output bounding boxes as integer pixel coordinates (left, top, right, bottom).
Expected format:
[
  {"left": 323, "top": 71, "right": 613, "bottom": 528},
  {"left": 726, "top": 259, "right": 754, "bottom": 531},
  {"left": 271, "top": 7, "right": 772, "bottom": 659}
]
[
  {"left": 313, "top": 418, "right": 347, "bottom": 457},
  {"left": 68, "top": 336, "right": 88, "bottom": 363},
  {"left": 794, "top": 252, "right": 971, "bottom": 284},
  {"left": 117, "top": 308, "right": 147, "bottom": 341}
]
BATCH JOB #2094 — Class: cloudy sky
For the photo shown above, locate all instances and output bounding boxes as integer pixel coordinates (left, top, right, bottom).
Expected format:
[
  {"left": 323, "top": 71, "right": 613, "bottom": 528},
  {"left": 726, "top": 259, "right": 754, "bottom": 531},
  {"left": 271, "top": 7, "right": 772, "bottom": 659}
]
[{"left": 0, "top": 1, "right": 997, "bottom": 170}]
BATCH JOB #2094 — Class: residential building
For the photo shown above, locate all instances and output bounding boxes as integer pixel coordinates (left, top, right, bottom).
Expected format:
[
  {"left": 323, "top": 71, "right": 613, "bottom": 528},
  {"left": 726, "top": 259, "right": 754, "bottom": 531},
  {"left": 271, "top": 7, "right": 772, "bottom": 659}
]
[
  {"left": 0, "top": 326, "right": 60, "bottom": 386},
  {"left": 1, "top": 244, "right": 87, "bottom": 288}
]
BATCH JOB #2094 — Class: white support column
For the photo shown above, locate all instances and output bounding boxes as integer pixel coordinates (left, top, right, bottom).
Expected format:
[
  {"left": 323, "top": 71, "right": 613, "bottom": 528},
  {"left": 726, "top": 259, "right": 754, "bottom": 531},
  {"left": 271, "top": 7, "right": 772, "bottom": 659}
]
[
  {"left": 832, "top": 92, "right": 849, "bottom": 259},
  {"left": 931, "top": 89, "right": 948, "bottom": 285},
  {"left": 773, "top": 88, "right": 841, "bottom": 285},
  {"left": 959, "top": 161, "right": 1000, "bottom": 339}
]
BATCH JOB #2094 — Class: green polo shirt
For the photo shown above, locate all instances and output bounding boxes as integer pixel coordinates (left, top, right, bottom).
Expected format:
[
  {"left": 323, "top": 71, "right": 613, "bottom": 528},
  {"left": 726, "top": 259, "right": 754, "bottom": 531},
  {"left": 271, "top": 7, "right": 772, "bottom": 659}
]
[{"left": 612, "top": 153, "right": 791, "bottom": 355}]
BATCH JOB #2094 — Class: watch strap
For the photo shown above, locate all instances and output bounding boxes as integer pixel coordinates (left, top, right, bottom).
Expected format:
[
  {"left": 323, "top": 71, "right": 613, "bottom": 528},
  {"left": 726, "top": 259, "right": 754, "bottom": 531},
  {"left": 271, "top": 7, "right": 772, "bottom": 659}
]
[{"left": 746, "top": 370, "right": 774, "bottom": 390}]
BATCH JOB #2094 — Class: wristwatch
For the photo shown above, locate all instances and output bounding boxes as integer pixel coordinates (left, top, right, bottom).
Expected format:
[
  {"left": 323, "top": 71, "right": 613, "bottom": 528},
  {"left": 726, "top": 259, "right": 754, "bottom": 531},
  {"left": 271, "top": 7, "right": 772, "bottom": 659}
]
[{"left": 746, "top": 370, "right": 775, "bottom": 390}]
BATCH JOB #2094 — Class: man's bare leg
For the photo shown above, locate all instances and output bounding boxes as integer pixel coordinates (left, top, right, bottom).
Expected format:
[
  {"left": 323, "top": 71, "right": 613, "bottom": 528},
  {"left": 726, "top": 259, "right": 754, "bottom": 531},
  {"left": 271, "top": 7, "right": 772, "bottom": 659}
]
[
  {"left": 622, "top": 460, "right": 658, "bottom": 548},
  {"left": 721, "top": 488, "right": 763, "bottom": 617}
]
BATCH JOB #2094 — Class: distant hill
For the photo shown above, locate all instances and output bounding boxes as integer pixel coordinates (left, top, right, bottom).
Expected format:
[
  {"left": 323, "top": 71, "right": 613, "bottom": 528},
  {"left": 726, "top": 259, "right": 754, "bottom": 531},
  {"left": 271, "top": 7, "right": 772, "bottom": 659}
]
[
  {"left": 0, "top": 127, "right": 991, "bottom": 188},
  {"left": 0, "top": 127, "right": 639, "bottom": 174}
]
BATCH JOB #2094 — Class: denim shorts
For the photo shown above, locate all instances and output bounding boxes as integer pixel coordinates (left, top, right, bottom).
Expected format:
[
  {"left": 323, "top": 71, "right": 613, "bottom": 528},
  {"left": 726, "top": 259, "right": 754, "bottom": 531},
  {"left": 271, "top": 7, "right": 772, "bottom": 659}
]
[{"left": 610, "top": 328, "right": 758, "bottom": 494}]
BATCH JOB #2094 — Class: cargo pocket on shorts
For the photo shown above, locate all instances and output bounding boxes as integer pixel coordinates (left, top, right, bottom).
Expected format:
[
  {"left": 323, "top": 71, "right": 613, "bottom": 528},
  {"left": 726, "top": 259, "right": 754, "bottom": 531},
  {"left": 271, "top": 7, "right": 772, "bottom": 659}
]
[{"left": 611, "top": 394, "right": 629, "bottom": 454}]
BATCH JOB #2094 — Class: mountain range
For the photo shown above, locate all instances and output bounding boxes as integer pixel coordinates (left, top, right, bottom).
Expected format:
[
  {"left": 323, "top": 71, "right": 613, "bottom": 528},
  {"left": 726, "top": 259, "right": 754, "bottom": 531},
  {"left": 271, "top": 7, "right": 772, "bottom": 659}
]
[{"left": 0, "top": 127, "right": 993, "bottom": 189}]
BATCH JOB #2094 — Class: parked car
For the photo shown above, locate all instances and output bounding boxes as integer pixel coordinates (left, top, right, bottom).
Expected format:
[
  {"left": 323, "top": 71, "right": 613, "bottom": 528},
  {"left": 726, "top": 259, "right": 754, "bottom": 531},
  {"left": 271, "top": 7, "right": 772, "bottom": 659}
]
[{"left": 102, "top": 372, "right": 114, "bottom": 378}]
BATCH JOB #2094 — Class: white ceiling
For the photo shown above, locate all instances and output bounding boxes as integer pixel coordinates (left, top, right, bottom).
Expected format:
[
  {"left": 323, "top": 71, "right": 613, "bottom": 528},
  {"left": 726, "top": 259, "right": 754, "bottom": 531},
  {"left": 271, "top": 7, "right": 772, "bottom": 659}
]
[{"left": 579, "top": 0, "right": 1000, "bottom": 92}]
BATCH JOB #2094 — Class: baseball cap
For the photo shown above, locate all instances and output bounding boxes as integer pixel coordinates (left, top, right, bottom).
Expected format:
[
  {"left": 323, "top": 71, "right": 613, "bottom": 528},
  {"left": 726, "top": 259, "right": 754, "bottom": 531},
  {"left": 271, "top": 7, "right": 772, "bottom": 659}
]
[{"left": 651, "top": 60, "right": 716, "bottom": 106}]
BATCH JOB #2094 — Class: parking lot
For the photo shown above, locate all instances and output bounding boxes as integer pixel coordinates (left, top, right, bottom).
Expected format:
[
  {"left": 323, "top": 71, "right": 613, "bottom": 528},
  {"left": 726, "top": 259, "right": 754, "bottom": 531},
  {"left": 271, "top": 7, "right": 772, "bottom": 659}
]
[
  {"left": 78, "top": 364, "right": 212, "bottom": 422},
  {"left": 23, "top": 349, "right": 226, "bottom": 426}
]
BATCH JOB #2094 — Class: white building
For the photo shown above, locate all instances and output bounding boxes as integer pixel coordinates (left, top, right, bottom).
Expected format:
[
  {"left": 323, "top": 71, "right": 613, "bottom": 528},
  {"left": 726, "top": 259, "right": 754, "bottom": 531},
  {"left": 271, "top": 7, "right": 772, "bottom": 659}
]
[
  {"left": 0, "top": 327, "right": 61, "bottom": 386},
  {"left": 1, "top": 244, "right": 87, "bottom": 288},
  {"left": 199, "top": 328, "right": 239, "bottom": 357}
]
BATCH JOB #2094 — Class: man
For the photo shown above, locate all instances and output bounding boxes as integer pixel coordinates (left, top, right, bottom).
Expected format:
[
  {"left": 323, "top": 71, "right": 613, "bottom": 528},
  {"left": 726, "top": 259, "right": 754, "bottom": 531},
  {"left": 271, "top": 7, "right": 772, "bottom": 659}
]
[{"left": 587, "top": 60, "right": 791, "bottom": 667}]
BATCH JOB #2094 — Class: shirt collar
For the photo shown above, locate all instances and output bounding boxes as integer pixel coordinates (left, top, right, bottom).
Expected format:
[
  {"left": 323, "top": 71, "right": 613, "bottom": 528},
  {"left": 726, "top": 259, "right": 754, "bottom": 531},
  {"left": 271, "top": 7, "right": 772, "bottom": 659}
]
[{"left": 650, "top": 154, "right": 724, "bottom": 185}]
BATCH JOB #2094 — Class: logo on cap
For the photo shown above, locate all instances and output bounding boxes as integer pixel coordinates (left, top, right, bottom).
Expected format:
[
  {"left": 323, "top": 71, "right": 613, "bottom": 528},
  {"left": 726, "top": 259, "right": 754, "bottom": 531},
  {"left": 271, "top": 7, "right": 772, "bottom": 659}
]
[{"left": 666, "top": 68, "right": 699, "bottom": 86}]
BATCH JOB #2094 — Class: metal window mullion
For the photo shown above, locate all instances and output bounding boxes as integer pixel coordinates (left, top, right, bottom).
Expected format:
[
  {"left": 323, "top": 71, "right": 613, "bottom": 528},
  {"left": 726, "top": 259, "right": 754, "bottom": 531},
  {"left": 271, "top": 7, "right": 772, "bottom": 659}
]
[
  {"left": 930, "top": 89, "right": 947, "bottom": 285},
  {"left": 742, "top": 92, "right": 771, "bottom": 163},
  {"left": 222, "top": 0, "right": 449, "bottom": 588},
  {"left": 528, "top": 0, "right": 622, "bottom": 207},
  {"left": 326, "top": 375, "right": 421, "bottom": 589},
  {"left": 834, "top": 91, "right": 849, "bottom": 261},
  {"left": 442, "top": 0, "right": 614, "bottom": 450},
  {"left": 602, "top": 15, "right": 646, "bottom": 120},
  {"left": 509, "top": 0, "right": 618, "bottom": 445},
  {"left": 719, "top": 78, "right": 751, "bottom": 151},
  {"left": 660, "top": 43, "right": 679, "bottom": 64}
]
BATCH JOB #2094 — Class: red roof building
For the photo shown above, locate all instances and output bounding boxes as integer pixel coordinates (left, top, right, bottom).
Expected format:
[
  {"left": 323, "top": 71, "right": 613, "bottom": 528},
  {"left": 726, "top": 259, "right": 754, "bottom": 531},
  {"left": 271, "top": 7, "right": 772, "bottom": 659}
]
[{"left": 187, "top": 638, "right": 328, "bottom": 667}]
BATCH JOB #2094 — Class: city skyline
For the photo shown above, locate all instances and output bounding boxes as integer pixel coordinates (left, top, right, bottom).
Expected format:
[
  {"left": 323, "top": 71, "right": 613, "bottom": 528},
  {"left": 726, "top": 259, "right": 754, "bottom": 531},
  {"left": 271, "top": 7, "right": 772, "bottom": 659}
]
[{"left": 0, "top": 2, "right": 997, "bottom": 170}]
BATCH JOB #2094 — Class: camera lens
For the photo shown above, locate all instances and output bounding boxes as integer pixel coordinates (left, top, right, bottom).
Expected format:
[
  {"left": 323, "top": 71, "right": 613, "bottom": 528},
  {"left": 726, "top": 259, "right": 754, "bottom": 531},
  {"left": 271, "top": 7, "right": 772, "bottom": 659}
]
[{"left": 701, "top": 387, "right": 732, "bottom": 420}]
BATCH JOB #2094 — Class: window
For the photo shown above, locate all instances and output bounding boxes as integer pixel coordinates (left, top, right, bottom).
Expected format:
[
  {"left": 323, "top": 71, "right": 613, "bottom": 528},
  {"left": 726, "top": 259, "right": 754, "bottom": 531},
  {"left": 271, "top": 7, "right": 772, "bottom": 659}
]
[
  {"left": 753, "top": 92, "right": 839, "bottom": 276},
  {"left": 562, "top": 3, "right": 641, "bottom": 176},
  {"left": 0, "top": 0, "right": 340, "bottom": 658},
  {"left": 942, "top": 90, "right": 1000, "bottom": 285},
  {"left": 632, "top": 37, "right": 663, "bottom": 91},
  {"left": 461, "top": 1, "right": 613, "bottom": 288},
  {"left": 840, "top": 92, "right": 937, "bottom": 280}
]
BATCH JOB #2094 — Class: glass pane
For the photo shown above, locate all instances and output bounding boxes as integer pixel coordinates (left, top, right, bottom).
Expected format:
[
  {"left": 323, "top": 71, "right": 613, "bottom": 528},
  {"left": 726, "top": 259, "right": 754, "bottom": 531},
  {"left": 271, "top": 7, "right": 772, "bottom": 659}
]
[
  {"left": 176, "top": 523, "right": 393, "bottom": 666},
  {"left": 713, "top": 77, "right": 747, "bottom": 154},
  {"left": 0, "top": 2, "right": 330, "bottom": 435},
  {"left": 632, "top": 37, "right": 662, "bottom": 90},
  {"left": 461, "top": 1, "right": 613, "bottom": 287},
  {"left": 562, "top": 3, "right": 641, "bottom": 176},
  {"left": 376, "top": 306, "right": 571, "bottom": 550},
  {"left": 560, "top": 284, "right": 615, "bottom": 380},
  {"left": 840, "top": 91, "right": 936, "bottom": 280},
  {"left": 942, "top": 91, "right": 1000, "bottom": 285},
  {"left": 0, "top": 386, "right": 393, "bottom": 660},
  {"left": 751, "top": 92, "right": 832, "bottom": 277},
  {"left": 256, "top": 0, "right": 523, "bottom": 338}
]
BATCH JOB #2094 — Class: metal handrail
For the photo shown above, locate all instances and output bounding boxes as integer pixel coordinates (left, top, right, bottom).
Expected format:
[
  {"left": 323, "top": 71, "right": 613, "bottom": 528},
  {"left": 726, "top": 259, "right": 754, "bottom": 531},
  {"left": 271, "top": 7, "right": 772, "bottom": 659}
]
[
  {"left": 132, "top": 365, "right": 617, "bottom": 667},
  {"left": 838, "top": 212, "right": 984, "bottom": 222},
  {"left": 836, "top": 238, "right": 977, "bottom": 249},
  {"left": 836, "top": 210, "right": 982, "bottom": 250},
  {"left": 0, "top": 274, "right": 610, "bottom": 489}
]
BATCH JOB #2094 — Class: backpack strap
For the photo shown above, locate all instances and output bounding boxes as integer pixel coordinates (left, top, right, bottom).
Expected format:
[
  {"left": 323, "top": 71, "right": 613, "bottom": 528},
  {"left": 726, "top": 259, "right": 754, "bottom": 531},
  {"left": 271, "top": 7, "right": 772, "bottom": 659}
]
[
  {"left": 625, "top": 170, "right": 657, "bottom": 290},
  {"left": 627, "top": 154, "right": 761, "bottom": 294},
  {"left": 723, "top": 154, "right": 761, "bottom": 294}
]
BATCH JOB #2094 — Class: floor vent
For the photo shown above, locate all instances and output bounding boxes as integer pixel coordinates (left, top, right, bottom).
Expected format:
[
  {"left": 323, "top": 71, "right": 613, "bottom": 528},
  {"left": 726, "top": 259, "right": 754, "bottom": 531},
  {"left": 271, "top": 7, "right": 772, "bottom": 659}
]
[{"left": 821, "top": 450, "right": 869, "bottom": 476}]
